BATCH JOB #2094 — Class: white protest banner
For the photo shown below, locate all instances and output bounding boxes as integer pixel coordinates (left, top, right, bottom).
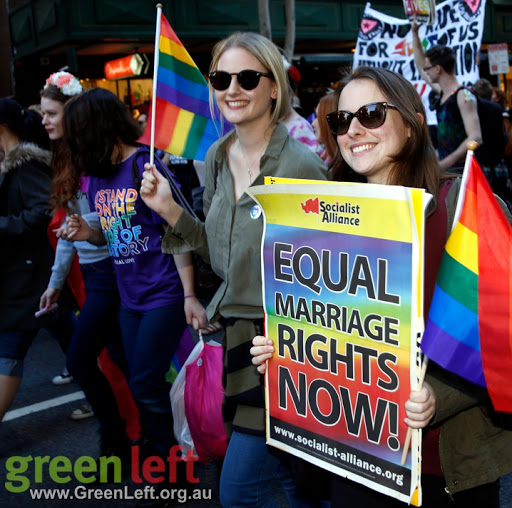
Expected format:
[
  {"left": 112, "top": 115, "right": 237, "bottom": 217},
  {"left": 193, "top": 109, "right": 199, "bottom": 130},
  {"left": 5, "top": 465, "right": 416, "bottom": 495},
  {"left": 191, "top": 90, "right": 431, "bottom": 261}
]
[{"left": 354, "top": 0, "right": 487, "bottom": 124}]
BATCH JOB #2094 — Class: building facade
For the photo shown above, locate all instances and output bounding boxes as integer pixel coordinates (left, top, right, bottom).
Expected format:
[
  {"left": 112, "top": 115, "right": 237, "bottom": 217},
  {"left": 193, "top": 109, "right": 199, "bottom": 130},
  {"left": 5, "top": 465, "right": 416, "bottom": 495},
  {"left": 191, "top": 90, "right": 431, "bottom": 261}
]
[{"left": 3, "top": 0, "right": 512, "bottom": 114}]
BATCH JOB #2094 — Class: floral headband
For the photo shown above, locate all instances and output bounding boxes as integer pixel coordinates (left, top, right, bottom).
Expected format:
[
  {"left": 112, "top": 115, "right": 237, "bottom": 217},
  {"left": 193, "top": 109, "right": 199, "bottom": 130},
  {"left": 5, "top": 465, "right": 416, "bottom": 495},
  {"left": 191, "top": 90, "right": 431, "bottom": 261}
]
[
  {"left": 44, "top": 71, "right": 82, "bottom": 96},
  {"left": 281, "top": 55, "right": 301, "bottom": 84}
]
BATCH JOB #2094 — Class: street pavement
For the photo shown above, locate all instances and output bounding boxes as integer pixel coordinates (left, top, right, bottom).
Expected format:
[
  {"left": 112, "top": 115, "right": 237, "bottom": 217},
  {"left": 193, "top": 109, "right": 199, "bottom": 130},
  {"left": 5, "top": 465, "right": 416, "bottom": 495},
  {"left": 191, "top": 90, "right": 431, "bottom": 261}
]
[
  {"left": 0, "top": 330, "right": 225, "bottom": 507},
  {"left": 1, "top": 329, "right": 511, "bottom": 507},
  {"left": 0, "top": 329, "right": 292, "bottom": 507}
]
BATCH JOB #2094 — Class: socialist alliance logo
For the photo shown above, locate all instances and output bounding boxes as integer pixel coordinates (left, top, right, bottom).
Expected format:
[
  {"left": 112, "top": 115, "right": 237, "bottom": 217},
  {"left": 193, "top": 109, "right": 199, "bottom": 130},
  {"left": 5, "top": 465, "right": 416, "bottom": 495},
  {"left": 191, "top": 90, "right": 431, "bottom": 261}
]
[
  {"left": 300, "top": 197, "right": 361, "bottom": 226},
  {"left": 301, "top": 197, "right": 320, "bottom": 214}
]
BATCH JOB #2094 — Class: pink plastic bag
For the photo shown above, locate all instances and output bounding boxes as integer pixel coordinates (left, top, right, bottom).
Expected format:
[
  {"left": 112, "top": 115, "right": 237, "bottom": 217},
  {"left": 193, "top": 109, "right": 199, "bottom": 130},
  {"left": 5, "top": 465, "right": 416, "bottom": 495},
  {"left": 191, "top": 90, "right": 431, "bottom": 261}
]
[{"left": 184, "top": 338, "right": 227, "bottom": 463}]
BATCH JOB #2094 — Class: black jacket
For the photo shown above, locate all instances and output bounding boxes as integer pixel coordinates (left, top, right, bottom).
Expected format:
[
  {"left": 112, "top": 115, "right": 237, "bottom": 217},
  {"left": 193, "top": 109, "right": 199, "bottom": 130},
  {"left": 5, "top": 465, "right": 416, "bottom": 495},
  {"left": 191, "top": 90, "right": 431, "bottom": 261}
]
[{"left": 0, "top": 142, "right": 53, "bottom": 332}]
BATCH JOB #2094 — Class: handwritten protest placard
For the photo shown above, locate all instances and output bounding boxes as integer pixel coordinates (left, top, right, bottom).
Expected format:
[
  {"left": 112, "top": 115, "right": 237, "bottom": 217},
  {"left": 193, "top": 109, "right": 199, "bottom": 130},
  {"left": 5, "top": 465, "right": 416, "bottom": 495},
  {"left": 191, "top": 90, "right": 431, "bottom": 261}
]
[
  {"left": 247, "top": 180, "right": 431, "bottom": 505},
  {"left": 402, "top": 0, "right": 435, "bottom": 25},
  {"left": 354, "top": 0, "right": 487, "bottom": 125}
]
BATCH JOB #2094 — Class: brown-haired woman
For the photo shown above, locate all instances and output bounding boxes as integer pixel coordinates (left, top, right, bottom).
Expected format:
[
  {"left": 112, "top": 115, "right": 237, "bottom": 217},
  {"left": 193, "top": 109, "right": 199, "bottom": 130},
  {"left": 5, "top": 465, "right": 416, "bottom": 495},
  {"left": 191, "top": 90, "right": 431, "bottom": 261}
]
[
  {"left": 312, "top": 93, "right": 338, "bottom": 166},
  {"left": 40, "top": 74, "right": 136, "bottom": 471},
  {"left": 253, "top": 66, "right": 512, "bottom": 507}
]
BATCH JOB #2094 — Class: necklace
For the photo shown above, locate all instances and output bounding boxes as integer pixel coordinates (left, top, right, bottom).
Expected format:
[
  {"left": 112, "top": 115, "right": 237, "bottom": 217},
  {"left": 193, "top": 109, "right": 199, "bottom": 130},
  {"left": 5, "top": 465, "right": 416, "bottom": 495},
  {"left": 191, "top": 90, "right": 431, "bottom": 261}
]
[{"left": 238, "top": 139, "right": 265, "bottom": 185}]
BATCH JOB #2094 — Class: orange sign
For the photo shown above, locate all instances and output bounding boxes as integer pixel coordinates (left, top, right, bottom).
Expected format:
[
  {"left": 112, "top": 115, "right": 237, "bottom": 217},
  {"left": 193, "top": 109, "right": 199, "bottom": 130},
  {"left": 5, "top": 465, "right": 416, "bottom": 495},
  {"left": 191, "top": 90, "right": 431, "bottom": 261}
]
[{"left": 104, "top": 54, "right": 149, "bottom": 80}]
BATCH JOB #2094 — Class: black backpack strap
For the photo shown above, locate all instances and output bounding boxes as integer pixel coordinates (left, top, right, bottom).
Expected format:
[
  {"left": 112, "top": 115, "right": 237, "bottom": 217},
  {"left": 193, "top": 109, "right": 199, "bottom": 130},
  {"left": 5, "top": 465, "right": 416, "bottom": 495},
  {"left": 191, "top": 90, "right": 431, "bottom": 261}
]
[
  {"left": 131, "top": 146, "right": 197, "bottom": 218},
  {"left": 131, "top": 150, "right": 143, "bottom": 191}
]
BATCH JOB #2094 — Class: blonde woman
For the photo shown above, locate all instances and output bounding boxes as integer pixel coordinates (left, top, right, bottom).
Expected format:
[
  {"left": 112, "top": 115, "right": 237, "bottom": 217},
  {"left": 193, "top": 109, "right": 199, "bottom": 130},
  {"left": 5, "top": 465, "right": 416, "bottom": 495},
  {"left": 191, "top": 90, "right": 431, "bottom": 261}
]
[{"left": 140, "top": 32, "right": 327, "bottom": 507}]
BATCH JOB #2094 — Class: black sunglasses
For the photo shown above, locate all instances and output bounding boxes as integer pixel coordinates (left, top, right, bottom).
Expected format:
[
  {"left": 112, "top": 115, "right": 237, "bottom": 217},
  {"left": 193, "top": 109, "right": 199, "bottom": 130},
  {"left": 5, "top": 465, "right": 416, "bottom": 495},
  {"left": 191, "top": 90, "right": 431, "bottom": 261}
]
[
  {"left": 208, "top": 70, "right": 273, "bottom": 91},
  {"left": 326, "top": 102, "right": 398, "bottom": 136}
]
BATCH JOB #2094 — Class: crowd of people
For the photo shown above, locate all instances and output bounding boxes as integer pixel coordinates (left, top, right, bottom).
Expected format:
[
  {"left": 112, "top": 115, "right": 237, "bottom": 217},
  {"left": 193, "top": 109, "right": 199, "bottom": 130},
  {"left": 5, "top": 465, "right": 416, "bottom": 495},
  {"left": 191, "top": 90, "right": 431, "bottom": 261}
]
[{"left": 1, "top": 20, "right": 512, "bottom": 508}]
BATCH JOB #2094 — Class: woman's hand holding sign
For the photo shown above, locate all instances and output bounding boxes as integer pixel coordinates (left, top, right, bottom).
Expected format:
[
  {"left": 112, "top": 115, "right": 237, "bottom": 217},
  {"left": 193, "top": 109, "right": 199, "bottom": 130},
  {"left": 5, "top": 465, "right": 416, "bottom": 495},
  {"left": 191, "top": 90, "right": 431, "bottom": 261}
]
[
  {"left": 251, "top": 335, "right": 275, "bottom": 375},
  {"left": 251, "top": 334, "right": 436, "bottom": 429}
]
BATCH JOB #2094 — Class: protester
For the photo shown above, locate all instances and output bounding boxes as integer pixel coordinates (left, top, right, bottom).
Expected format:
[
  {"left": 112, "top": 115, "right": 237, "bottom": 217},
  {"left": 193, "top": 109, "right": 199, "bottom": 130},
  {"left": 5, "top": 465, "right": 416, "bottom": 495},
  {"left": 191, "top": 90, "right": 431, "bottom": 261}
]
[
  {"left": 280, "top": 56, "right": 319, "bottom": 153},
  {"left": 504, "top": 108, "right": 512, "bottom": 172},
  {"left": 469, "top": 76, "right": 510, "bottom": 207},
  {"left": 138, "top": 31, "right": 327, "bottom": 507},
  {"left": 472, "top": 78, "right": 494, "bottom": 101},
  {"left": 492, "top": 86, "right": 508, "bottom": 110},
  {"left": 40, "top": 71, "right": 90, "bottom": 408},
  {"left": 311, "top": 92, "right": 338, "bottom": 166},
  {"left": 137, "top": 113, "right": 148, "bottom": 132},
  {"left": 0, "top": 98, "right": 52, "bottom": 422},
  {"left": 39, "top": 72, "right": 139, "bottom": 462},
  {"left": 62, "top": 88, "right": 207, "bottom": 498},
  {"left": 251, "top": 66, "right": 512, "bottom": 507},
  {"left": 411, "top": 20, "right": 482, "bottom": 172}
]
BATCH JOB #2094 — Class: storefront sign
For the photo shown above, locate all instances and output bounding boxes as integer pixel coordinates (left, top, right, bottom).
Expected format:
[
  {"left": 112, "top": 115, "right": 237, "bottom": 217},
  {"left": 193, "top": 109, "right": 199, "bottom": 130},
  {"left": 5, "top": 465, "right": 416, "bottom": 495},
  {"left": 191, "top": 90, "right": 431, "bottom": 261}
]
[
  {"left": 104, "top": 54, "right": 150, "bottom": 80},
  {"left": 488, "top": 43, "right": 510, "bottom": 75}
]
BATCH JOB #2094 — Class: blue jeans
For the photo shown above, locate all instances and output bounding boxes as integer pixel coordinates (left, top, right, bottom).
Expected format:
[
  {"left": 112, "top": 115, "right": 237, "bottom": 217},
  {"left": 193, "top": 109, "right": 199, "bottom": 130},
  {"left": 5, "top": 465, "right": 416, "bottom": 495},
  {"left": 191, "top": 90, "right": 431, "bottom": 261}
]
[
  {"left": 0, "top": 330, "right": 39, "bottom": 376},
  {"left": 44, "top": 307, "right": 77, "bottom": 356},
  {"left": 119, "top": 302, "right": 186, "bottom": 454},
  {"left": 43, "top": 281, "right": 80, "bottom": 356},
  {"left": 66, "top": 258, "right": 127, "bottom": 436},
  {"left": 220, "top": 431, "right": 328, "bottom": 508}
]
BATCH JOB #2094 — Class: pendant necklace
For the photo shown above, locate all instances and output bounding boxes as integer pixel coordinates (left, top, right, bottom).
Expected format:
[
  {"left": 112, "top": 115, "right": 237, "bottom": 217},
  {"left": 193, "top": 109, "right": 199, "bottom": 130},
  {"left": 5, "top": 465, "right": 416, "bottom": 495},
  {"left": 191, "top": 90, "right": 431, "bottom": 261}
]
[{"left": 238, "top": 139, "right": 265, "bottom": 185}]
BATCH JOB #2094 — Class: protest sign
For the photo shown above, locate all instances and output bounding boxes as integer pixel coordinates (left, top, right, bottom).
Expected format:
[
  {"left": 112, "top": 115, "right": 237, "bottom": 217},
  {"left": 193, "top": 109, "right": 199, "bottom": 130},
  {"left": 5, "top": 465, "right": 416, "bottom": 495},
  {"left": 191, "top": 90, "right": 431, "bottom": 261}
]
[
  {"left": 488, "top": 43, "right": 510, "bottom": 75},
  {"left": 247, "top": 180, "right": 431, "bottom": 505},
  {"left": 354, "top": 0, "right": 487, "bottom": 124},
  {"left": 402, "top": 0, "right": 435, "bottom": 25}
]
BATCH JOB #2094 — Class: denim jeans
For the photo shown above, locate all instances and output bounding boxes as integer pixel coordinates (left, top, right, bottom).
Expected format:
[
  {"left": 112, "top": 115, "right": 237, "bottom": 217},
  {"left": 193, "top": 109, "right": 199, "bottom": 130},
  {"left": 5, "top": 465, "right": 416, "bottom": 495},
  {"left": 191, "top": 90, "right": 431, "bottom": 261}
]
[
  {"left": 66, "top": 258, "right": 126, "bottom": 435},
  {"left": 119, "top": 302, "right": 186, "bottom": 454},
  {"left": 44, "top": 308, "right": 77, "bottom": 356},
  {"left": 0, "top": 329, "right": 39, "bottom": 376},
  {"left": 220, "top": 431, "right": 329, "bottom": 508}
]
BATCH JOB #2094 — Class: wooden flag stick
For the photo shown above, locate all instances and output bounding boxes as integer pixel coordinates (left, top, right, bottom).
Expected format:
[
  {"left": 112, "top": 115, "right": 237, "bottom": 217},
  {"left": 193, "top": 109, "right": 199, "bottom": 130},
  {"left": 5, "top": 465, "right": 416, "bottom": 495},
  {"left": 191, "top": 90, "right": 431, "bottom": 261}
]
[{"left": 400, "top": 356, "right": 429, "bottom": 465}]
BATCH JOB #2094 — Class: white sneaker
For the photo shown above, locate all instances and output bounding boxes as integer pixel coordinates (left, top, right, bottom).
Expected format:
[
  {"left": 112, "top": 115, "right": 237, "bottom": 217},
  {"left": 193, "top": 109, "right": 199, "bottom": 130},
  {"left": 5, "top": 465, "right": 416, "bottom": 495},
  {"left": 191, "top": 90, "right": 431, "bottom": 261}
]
[
  {"left": 52, "top": 368, "right": 74, "bottom": 385},
  {"left": 70, "top": 404, "right": 94, "bottom": 421}
]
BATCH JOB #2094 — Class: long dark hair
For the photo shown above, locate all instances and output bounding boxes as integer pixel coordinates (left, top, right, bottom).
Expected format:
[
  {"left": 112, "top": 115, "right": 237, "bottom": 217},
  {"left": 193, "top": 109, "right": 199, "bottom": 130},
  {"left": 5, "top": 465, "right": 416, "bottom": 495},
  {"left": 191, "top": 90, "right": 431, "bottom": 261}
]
[
  {"left": 41, "top": 85, "right": 80, "bottom": 213},
  {"left": 329, "top": 66, "right": 440, "bottom": 200},
  {"left": 63, "top": 88, "right": 142, "bottom": 180},
  {"left": 0, "top": 98, "right": 50, "bottom": 151}
]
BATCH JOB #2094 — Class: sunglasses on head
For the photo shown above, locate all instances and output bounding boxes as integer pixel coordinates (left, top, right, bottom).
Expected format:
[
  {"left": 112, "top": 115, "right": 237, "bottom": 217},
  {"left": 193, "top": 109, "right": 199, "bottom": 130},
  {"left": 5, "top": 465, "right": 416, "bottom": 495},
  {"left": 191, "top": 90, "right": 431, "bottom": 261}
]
[
  {"left": 326, "top": 102, "right": 398, "bottom": 136},
  {"left": 208, "top": 69, "right": 273, "bottom": 91}
]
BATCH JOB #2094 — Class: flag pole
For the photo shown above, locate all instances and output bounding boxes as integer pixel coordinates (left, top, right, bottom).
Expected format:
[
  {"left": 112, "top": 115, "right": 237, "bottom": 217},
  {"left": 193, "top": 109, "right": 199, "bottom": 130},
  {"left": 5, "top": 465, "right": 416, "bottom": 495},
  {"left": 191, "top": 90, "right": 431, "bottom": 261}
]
[
  {"left": 451, "top": 141, "right": 478, "bottom": 232},
  {"left": 149, "top": 3, "right": 163, "bottom": 167},
  {"left": 400, "top": 357, "right": 428, "bottom": 465},
  {"left": 400, "top": 139, "right": 479, "bottom": 465}
]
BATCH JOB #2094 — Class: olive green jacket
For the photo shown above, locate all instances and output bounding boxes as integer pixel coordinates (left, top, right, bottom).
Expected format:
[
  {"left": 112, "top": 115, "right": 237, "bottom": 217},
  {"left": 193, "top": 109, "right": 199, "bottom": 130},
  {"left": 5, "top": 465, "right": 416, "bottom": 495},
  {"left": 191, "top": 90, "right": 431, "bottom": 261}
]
[
  {"left": 162, "top": 122, "right": 327, "bottom": 434},
  {"left": 162, "top": 122, "right": 327, "bottom": 322},
  {"left": 425, "top": 180, "right": 512, "bottom": 495}
]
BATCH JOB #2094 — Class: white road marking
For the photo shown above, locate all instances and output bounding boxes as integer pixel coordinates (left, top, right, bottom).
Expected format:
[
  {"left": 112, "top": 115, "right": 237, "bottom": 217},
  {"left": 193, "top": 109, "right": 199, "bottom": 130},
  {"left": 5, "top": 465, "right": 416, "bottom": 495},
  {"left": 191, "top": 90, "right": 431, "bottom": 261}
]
[{"left": 3, "top": 391, "right": 86, "bottom": 422}]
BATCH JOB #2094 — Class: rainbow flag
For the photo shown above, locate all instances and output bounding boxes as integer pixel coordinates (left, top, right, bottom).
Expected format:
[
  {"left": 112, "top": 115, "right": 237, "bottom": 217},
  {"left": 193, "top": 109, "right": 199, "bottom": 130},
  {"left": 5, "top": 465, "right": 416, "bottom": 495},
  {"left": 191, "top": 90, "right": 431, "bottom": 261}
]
[
  {"left": 421, "top": 151, "right": 512, "bottom": 412},
  {"left": 139, "top": 12, "right": 218, "bottom": 161}
]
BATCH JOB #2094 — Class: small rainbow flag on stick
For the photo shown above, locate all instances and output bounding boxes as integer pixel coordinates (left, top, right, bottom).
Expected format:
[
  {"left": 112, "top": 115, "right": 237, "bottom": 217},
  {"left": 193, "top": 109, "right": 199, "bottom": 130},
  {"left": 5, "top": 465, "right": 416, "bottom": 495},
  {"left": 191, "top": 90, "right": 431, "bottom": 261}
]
[
  {"left": 421, "top": 145, "right": 512, "bottom": 413},
  {"left": 139, "top": 5, "right": 218, "bottom": 162}
]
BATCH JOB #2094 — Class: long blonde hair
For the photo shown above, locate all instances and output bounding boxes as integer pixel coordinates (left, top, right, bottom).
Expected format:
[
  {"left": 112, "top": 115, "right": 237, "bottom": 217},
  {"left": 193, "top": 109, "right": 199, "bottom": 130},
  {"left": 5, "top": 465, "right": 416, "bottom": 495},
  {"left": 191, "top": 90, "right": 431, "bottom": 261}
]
[{"left": 208, "top": 32, "right": 289, "bottom": 131}]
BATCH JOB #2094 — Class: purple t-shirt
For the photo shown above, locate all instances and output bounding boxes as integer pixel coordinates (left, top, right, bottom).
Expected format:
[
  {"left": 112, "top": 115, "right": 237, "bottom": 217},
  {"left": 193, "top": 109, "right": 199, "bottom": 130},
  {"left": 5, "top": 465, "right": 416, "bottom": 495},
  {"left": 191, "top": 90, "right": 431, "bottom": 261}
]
[{"left": 88, "top": 147, "right": 183, "bottom": 311}]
